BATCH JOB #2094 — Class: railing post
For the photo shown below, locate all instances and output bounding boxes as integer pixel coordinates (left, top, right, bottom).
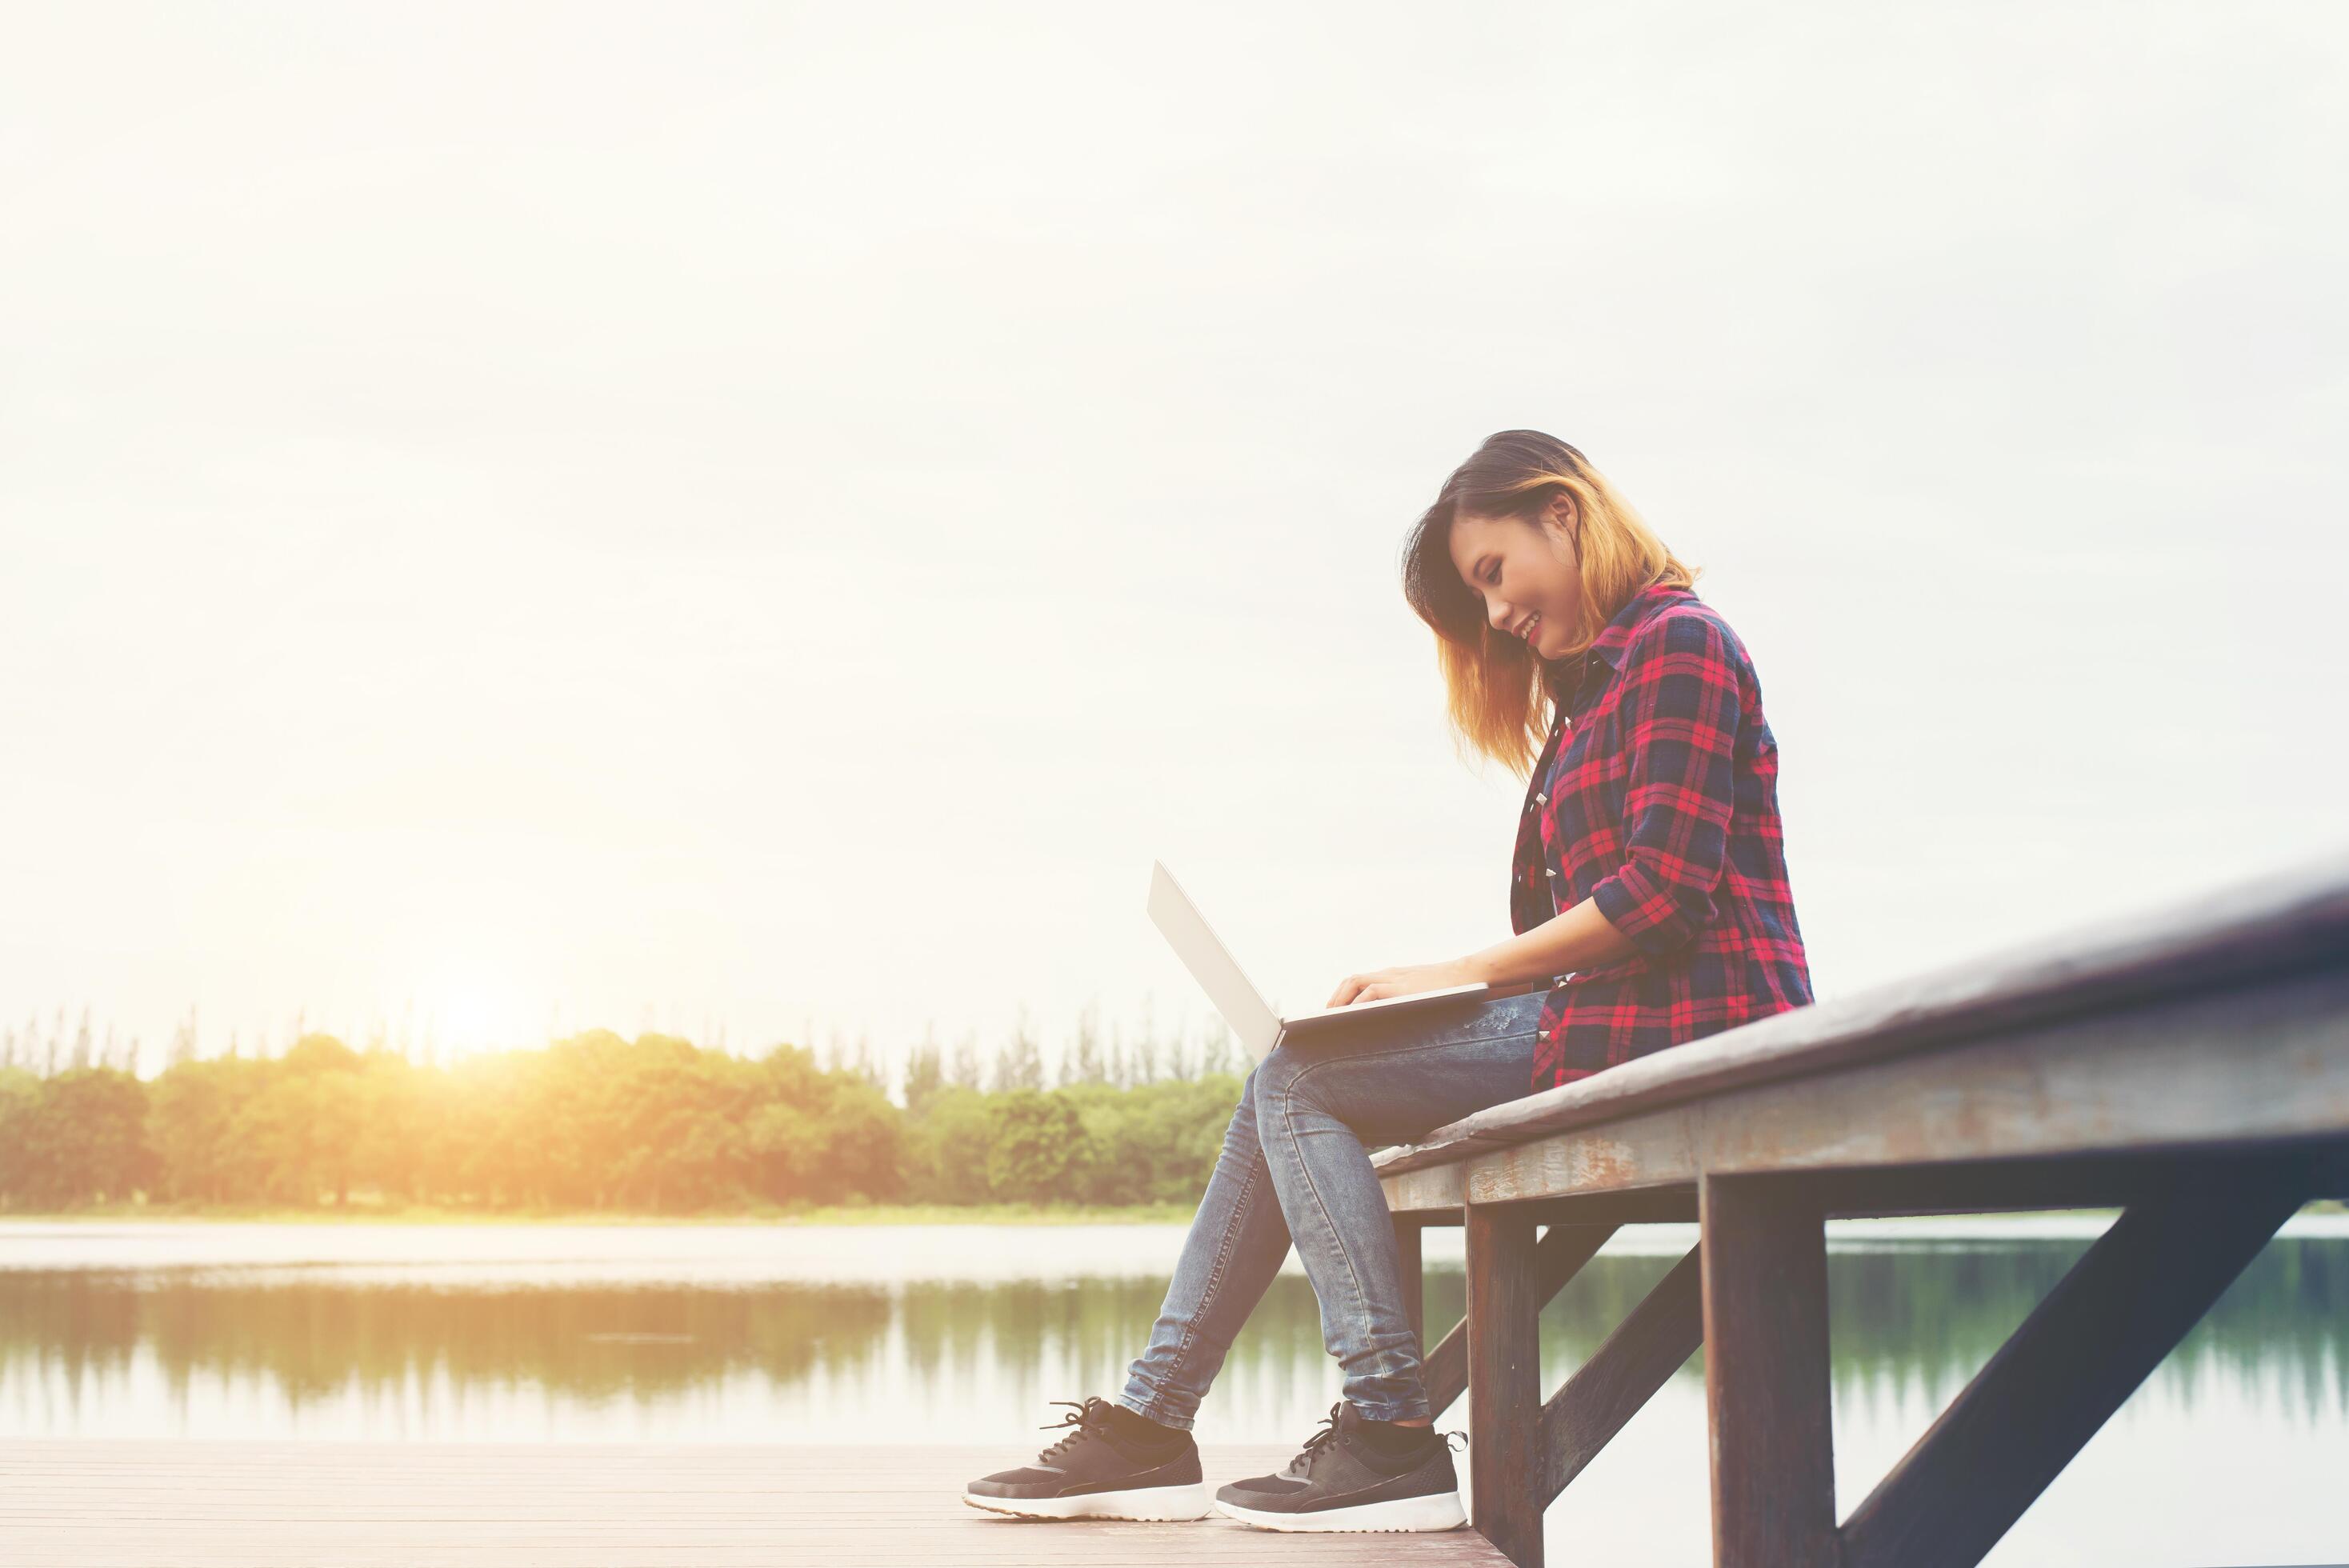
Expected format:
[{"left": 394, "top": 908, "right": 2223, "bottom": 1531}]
[
  {"left": 1466, "top": 1200, "right": 1544, "bottom": 1568},
  {"left": 1700, "top": 1172, "right": 1839, "bottom": 1568}
]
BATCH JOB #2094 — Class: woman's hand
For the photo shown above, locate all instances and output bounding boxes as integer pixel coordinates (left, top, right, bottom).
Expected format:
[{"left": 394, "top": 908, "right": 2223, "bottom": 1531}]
[{"left": 1327, "top": 959, "right": 1482, "bottom": 1009}]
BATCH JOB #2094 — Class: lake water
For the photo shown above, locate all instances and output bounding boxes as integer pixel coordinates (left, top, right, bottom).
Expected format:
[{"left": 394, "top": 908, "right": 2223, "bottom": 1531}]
[{"left": 2, "top": 1215, "right": 2344, "bottom": 1566}]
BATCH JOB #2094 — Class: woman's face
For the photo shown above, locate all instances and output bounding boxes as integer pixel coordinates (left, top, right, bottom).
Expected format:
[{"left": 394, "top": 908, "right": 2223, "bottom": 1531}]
[{"left": 1447, "top": 497, "right": 1583, "bottom": 660}]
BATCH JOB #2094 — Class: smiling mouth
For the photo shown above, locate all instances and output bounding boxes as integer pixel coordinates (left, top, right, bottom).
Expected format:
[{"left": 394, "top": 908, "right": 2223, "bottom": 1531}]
[{"left": 1518, "top": 614, "right": 1543, "bottom": 641}]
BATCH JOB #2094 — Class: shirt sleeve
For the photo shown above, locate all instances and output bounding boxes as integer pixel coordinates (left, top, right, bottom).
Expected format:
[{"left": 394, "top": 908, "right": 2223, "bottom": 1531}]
[{"left": 1587, "top": 609, "right": 1743, "bottom": 957}]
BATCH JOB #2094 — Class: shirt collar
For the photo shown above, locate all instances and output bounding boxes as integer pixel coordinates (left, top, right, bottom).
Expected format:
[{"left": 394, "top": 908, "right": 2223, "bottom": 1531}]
[
  {"left": 1544, "top": 581, "right": 1696, "bottom": 702},
  {"left": 1585, "top": 580, "right": 1695, "bottom": 669}
]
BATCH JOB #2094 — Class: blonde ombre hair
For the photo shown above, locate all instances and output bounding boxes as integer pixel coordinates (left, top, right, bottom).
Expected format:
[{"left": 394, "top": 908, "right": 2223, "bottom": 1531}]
[{"left": 1401, "top": 430, "right": 1699, "bottom": 778}]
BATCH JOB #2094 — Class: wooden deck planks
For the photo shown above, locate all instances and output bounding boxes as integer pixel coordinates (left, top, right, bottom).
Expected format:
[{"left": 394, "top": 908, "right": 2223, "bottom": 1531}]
[
  {"left": 1376, "top": 968, "right": 2349, "bottom": 1214},
  {"left": 1369, "top": 850, "right": 2349, "bottom": 1182},
  {"left": 0, "top": 1439, "right": 1513, "bottom": 1567}
]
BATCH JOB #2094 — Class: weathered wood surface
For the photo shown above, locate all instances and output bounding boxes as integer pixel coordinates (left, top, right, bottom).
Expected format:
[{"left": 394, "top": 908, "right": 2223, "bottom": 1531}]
[
  {"left": 1424, "top": 1222, "right": 1616, "bottom": 1417},
  {"left": 1839, "top": 1174, "right": 2311, "bottom": 1568},
  {"left": 1463, "top": 1205, "right": 1545, "bottom": 1568},
  {"left": 1538, "top": 1241, "right": 1702, "bottom": 1508},
  {"left": 0, "top": 1440, "right": 1514, "bottom": 1566},
  {"left": 1699, "top": 1174, "right": 1838, "bottom": 1568},
  {"left": 1379, "top": 966, "right": 2349, "bottom": 1213},
  {"left": 1371, "top": 853, "right": 2349, "bottom": 1192}
]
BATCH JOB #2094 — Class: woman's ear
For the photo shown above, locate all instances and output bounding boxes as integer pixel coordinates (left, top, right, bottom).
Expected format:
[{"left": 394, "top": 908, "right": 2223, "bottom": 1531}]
[{"left": 1544, "top": 493, "right": 1580, "bottom": 553}]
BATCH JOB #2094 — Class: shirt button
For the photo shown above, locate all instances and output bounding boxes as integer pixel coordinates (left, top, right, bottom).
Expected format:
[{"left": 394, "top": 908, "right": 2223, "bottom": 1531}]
[
  {"left": 1536, "top": 793, "right": 1547, "bottom": 804},
  {"left": 1546, "top": 868, "right": 1559, "bottom": 878}
]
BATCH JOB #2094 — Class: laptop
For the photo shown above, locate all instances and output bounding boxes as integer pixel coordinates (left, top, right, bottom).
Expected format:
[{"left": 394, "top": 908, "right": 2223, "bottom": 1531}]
[{"left": 1146, "top": 860, "right": 1499, "bottom": 1063}]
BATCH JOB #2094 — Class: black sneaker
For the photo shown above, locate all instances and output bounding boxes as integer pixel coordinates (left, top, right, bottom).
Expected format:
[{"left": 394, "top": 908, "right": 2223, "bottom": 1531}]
[
  {"left": 1212, "top": 1401, "right": 1467, "bottom": 1532},
  {"left": 962, "top": 1396, "right": 1212, "bottom": 1521}
]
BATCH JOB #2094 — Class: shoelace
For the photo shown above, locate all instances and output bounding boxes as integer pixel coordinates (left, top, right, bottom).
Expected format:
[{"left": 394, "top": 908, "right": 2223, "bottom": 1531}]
[
  {"left": 1287, "top": 1402, "right": 1467, "bottom": 1472},
  {"left": 1283, "top": 1402, "right": 1347, "bottom": 1475},
  {"left": 1034, "top": 1397, "right": 1117, "bottom": 1465}
]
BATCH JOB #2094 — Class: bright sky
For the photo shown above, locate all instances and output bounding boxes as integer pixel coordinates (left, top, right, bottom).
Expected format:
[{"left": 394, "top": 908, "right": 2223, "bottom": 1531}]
[{"left": 4, "top": 3, "right": 2343, "bottom": 1079}]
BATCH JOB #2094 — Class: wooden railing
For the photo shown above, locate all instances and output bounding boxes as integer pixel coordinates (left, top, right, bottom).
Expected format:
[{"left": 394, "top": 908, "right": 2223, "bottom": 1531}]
[{"left": 1371, "top": 852, "right": 2349, "bottom": 1568}]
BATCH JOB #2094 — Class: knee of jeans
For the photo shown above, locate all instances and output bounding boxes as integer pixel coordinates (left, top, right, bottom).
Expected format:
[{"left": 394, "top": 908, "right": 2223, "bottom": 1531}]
[{"left": 1251, "top": 1045, "right": 1309, "bottom": 1116}]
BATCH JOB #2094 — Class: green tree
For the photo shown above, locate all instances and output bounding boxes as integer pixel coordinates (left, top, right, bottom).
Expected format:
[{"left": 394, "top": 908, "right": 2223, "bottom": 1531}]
[
  {"left": 901, "top": 1026, "right": 946, "bottom": 1120},
  {"left": 902, "top": 1085, "right": 998, "bottom": 1203},
  {"left": 357, "top": 1047, "right": 434, "bottom": 1202},
  {"left": 147, "top": 1057, "right": 267, "bottom": 1202},
  {"left": 989, "top": 1007, "right": 1045, "bottom": 1093},
  {"left": 0, "top": 1067, "right": 43, "bottom": 1202},
  {"left": 742, "top": 1042, "right": 905, "bottom": 1206},
  {"left": 230, "top": 1071, "right": 327, "bottom": 1202},
  {"left": 982, "top": 1088, "right": 1088, "bottom": 1202},
  {"left": 1058, "top": 998, "right": 1105, "bottom": 1086},
  {"left": 2, "top": 1067, "right": 152, "bottom": 1206},
  {"left": 283, "top": 1034, "right": 368, "bottom": 1205},
  {"left": 946, "top": 1029, "right": 983, "bottom": 1090}
]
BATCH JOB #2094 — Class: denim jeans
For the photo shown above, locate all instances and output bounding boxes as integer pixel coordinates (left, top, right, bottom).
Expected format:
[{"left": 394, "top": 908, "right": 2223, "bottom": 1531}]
[{"left": 1118, "top": 989, "right": 1548, "bottom": 1428}]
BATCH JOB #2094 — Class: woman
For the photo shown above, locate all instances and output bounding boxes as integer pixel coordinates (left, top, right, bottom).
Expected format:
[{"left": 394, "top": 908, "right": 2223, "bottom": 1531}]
[{"left": 963, "top": 429, "right": 1812, "bottom": 1532}]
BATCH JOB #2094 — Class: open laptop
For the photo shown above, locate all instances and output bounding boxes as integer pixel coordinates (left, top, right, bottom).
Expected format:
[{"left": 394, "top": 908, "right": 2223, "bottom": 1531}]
[{"left": 1146, "top": 860, "right": 1498, "bottom": 1063}]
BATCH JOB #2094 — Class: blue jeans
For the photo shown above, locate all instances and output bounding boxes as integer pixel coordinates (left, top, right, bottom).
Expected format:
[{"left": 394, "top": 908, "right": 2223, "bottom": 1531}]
[{"left": 1118, "top": 990, "right": 1547, "bottom": 1428}]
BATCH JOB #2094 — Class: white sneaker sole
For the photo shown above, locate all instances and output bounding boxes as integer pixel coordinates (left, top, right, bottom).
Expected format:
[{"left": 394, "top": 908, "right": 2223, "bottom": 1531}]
[
  {"left": 1214, "top": 1489, "right": 1468, "bottom": 1533},
  {"left": 962, "top": 1482, "right": 1214, "bottom": 1522}
]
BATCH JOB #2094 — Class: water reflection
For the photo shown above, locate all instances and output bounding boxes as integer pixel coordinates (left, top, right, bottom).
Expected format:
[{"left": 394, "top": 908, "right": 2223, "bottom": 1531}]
[
  {"left": 3, "top": 1219, "right": 2344, "bottom": 1442},
  {"left": 2, "top": 1218, "right": 2343, "bottom": 1565}
]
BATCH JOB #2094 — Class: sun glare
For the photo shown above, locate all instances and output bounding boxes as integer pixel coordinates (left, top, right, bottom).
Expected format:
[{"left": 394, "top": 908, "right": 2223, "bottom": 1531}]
[{"left": 422, "top": 963, "right": 537, "bottom": 1058}]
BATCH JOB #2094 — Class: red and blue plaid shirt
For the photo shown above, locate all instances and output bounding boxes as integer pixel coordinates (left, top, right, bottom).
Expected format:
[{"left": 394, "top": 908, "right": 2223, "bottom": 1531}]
[{"left": 1510, "top": 582, "right": 1812, "bottom": 1091}]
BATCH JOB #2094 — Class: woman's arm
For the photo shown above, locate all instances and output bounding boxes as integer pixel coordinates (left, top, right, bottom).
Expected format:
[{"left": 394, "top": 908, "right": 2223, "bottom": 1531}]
[
  {"left": 1463, "top": 894, "right": 1639, "bottom": 984},
  {"left": 1325, "top": 896, "right": 1639, "bottom": 1006}
]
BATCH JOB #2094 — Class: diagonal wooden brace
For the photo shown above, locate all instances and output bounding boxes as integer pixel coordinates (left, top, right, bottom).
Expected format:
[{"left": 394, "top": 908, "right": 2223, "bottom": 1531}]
[
  {"left": 1839, "top": 1171, "right": 2310, "bottom": 1568},
  {"left": 1426, "top": 1219, "right": 1619, "bottom": 1415},
  {"left": 1539, "top": 1241, "right": 1705, "bottom": 1506}
]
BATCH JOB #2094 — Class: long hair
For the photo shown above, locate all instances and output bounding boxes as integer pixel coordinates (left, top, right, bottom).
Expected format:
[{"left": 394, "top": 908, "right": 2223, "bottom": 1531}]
[{"left": 1400, "top": 430, "right": 1699, "bottom": 778}]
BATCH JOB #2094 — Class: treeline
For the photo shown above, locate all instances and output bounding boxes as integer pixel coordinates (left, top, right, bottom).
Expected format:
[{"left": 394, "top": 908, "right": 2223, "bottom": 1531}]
[{"left": 0, "top": 1028, "right": 1249, "bottom": 1214}]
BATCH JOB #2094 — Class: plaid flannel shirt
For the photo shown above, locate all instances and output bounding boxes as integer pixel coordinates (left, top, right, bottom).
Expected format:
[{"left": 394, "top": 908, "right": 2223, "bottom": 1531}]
[{"left": 1509, "top": 582, "right": 1812, "bottom": 1091}]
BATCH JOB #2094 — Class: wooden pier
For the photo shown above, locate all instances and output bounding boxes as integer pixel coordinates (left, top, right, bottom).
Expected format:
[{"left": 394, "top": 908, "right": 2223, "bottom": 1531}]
[
  {"left": 0, "top": 1438, "right": 1512, "bottom": 1566},
  {"left": 1373, "top": 853, "right": 2349, "bottom": 1568}
]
